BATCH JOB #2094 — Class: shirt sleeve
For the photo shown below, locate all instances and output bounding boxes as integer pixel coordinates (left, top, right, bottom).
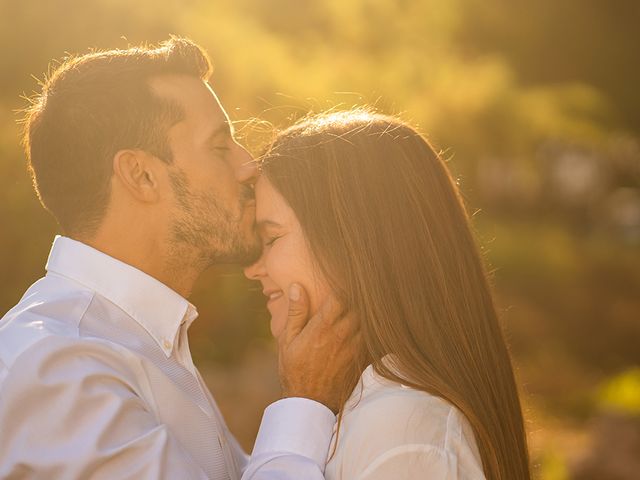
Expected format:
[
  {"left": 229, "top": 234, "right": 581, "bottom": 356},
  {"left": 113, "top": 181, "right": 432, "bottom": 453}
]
[
  {"left": 0, "top": 337, "right": 209, "bottom": 480},
  {"left": 242, "top": 398, "right": 336, "bottom": 480}
]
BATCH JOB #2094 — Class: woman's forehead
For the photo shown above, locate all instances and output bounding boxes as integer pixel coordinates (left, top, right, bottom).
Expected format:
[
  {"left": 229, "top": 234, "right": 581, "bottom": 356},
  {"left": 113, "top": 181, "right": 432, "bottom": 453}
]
[{"left": 255, "top": 178, "right": 290, "bottom": 224}]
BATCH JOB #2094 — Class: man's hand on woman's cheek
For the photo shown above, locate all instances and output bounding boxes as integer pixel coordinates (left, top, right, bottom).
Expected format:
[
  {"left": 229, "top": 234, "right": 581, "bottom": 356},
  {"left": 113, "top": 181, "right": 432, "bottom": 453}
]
[{"left": 277, "top": 283, "right": 361, "bottom": 414}]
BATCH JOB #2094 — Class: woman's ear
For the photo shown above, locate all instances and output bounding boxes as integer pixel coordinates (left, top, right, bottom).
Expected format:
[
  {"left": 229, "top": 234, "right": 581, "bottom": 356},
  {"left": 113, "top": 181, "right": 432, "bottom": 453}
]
[{"left": 112, "top": 149, "right": 163, "bottom": 203}]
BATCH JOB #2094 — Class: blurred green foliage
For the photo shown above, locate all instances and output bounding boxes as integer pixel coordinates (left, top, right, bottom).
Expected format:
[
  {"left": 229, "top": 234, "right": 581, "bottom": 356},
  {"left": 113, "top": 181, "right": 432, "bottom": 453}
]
[
  {"left": 599, "top": 368, "right": 640, "bottom": 415},
  {"left": 539, "top": 450, "right": 569, "bottom": 480},
  {"left": 0, "top": 1, "right": 639, "bottom": 473}
]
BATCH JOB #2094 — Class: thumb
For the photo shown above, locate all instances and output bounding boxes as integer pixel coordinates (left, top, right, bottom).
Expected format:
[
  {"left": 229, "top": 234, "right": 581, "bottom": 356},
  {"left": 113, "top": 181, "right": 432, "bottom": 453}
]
[{"left": 284, "top": 283, "right": 310, "bottom": 342}]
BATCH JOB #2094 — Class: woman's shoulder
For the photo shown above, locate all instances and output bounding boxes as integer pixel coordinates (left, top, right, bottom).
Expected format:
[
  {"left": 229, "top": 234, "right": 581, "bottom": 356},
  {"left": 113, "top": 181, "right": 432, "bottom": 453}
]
[
  {"left": 327, "top": 365, "right": 485, "bottom": 479},
  {"left": 341, "top": 365, "right": 470, "bottom": 449}
]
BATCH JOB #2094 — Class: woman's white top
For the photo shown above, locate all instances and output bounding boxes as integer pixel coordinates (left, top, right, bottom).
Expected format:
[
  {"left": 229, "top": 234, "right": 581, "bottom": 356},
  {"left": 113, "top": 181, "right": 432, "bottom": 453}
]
[{"left": 325, "top": 365, "right": 486, "bottom": 480}]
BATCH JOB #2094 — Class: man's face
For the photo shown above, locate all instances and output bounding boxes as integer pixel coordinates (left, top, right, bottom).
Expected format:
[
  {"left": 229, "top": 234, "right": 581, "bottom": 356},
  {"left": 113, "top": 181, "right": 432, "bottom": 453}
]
[{"left": 151, "top": 75, "right": 261, "bottom": 268}]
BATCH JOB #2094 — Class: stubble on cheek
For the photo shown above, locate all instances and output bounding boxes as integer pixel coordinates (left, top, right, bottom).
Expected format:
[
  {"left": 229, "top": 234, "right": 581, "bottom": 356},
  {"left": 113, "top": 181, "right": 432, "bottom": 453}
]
[{"left": 167, "top": 167, "right": 263, "bottom": 265}]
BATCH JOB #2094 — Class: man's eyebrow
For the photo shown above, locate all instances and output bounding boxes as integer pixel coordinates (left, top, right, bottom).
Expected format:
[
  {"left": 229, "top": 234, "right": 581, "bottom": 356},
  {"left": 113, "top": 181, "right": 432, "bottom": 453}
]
[{"left": 256, "top": 219, "right": 283, "bottom": 230}]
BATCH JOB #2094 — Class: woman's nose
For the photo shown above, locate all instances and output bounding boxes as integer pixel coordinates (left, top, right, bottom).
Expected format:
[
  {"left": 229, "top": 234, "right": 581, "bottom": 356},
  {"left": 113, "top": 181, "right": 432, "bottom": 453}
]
[{"left": 243, "top": 257, "right": 265, "bottom": 280}]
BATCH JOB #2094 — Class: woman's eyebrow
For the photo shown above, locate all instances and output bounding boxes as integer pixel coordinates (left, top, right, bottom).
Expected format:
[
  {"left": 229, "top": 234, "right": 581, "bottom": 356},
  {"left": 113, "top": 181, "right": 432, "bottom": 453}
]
[{"left": 256, "top": 219, "right": 283, "bottom": 230}]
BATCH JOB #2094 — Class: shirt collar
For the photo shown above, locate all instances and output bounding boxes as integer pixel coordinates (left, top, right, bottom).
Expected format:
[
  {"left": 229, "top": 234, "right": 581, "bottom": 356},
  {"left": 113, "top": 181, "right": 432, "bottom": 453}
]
[{"left": 45, "top": 235, "right": 198, "bottom": 357}]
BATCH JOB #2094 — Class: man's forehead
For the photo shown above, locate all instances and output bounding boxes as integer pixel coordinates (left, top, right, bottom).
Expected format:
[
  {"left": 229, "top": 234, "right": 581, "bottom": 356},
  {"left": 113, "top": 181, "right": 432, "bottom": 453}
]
[
  {"left": 205, "top": 82, "right": 235, "bottom": 134},
  {"left": 150, "top": 75, "right": 231, "bottom": 133},
  {"left": 150, "top": 75, "right": 222, "bottom": 111},
  {"left": 149, "top": 74, "right": 204, "bottom": 97}
]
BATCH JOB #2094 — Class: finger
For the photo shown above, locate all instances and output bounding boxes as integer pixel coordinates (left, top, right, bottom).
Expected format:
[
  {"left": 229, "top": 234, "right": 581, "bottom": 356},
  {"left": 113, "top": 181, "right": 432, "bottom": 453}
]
[
  {"left": 283, "top": 283, "right": 310, "bottom": 343},
  {"left": 322, "top": 314, "right": 360, "bottom": 348},
  {"left": 306, "top": 293, "right": 346, "bottom": 330},
  {"left": 338, "top": 309, "right": 360, "bottom": 336}
]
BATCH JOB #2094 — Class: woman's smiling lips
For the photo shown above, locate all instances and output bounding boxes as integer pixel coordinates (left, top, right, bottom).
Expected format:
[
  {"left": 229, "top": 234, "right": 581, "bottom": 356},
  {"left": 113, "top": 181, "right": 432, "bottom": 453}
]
[{"left": 262, "top": 289, "right": 284, "bottom": 305}]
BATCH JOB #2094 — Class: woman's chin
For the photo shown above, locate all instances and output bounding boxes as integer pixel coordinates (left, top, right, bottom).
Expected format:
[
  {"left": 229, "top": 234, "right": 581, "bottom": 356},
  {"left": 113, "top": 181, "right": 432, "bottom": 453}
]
[
  {"left": 267, "top": 303, "right": 288, "bottom": 338},
  {"left": 269, "top": 315, "right": 286, "bottom": 338}
]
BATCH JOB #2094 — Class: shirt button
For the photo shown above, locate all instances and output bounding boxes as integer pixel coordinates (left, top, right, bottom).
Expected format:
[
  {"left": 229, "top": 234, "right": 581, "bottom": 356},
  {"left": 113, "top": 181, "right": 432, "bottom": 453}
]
[{"left": 163, "top": 340, "right": 172, "bottom": 350}]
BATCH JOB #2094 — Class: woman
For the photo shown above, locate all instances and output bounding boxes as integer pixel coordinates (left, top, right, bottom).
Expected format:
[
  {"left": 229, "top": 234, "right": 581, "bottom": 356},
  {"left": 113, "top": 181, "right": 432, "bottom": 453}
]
[{"left": 244, "top": 109, "right": 530, "bottom": 479}]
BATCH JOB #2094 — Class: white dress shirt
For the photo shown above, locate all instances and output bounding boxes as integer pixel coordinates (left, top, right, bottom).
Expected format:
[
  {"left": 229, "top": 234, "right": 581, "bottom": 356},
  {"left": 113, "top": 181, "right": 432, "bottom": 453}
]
[
  {"left": 325, "top": 364, "right": 486, "bottom": 480},
  {"left": 0, "top": 236, "right": 335, "bottom": 479}
]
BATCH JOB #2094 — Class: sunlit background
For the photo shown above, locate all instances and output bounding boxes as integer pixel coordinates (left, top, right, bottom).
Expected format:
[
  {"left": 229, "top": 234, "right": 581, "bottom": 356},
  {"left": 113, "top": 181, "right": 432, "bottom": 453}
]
[{"left": 1, "top": 1, "right": 639, "bottom": 478}]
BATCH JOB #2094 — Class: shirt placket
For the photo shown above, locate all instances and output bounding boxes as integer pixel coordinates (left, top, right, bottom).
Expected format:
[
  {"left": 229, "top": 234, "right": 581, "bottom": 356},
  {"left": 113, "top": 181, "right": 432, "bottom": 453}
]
[{"left": 175, "top": 322, "right": 239, "bottom": 480}]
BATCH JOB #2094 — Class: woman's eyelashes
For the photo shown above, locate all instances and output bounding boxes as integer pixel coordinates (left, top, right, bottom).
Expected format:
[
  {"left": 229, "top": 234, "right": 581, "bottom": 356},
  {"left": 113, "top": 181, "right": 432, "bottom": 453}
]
[{"left": 263, "top": 234, "right": 282, "bottom": 247}]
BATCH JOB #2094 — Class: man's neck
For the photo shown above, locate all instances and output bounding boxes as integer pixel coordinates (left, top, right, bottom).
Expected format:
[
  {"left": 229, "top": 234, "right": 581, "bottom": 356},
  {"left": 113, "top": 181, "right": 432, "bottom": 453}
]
[{"left": 74, "top": 232, "right": 199, "bottom": 299}]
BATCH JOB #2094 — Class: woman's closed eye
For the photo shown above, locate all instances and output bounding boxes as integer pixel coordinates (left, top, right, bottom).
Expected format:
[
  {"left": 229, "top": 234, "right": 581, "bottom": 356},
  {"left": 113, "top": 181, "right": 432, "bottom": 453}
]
[{"left": 263, "top": 235, "right": 282, "bottom": 247}]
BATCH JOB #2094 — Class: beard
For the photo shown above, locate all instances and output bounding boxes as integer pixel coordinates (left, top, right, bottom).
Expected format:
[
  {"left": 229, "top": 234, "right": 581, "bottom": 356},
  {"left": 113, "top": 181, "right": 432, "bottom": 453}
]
[{"left": 167, "top": 168, "right": 262, "bottom": 270}]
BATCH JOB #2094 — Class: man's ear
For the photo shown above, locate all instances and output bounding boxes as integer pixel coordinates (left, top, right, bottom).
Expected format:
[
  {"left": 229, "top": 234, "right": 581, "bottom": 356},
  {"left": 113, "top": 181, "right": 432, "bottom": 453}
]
[{"left": 112, "top": 149, "right": 163, "bottom": 203}]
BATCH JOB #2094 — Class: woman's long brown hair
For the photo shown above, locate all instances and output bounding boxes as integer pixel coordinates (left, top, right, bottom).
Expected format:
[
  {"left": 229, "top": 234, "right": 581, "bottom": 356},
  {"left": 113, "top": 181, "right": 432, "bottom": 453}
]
[{"left": 261, "top": 109, "right": 531, "bottom": 480}]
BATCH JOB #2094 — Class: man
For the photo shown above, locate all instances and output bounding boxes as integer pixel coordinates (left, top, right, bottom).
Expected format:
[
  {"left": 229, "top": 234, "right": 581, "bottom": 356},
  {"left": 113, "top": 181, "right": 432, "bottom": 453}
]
[{"left": 0, "top": 37, "right": 355, "bottom": 479}]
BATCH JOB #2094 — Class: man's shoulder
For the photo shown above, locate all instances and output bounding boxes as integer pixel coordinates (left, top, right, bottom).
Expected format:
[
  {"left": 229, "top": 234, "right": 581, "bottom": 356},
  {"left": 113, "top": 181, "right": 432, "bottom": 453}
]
[{"left": 0, "top": 274, "right": 95, "bottom": 371}]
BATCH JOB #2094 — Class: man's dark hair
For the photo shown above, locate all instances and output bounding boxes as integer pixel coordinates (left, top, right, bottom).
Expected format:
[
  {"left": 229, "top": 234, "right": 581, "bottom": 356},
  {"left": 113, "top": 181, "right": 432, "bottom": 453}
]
[{"left": 21, "top": 36, "right": 213, "bottom": 236}]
